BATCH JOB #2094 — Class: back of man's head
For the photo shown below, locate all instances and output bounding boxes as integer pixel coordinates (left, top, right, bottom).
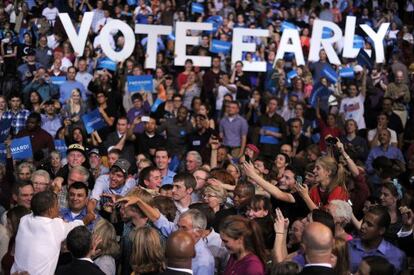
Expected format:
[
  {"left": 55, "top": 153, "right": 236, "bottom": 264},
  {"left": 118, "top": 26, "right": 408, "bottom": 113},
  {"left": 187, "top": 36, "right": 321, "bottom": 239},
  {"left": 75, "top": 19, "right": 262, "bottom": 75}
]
[
  {"left": 302, "top": 222, "right": 333, "bottom": 264},
  {"left": 66, "top": 226, "right": 92, "bottom": 258},
  {"left": 31, "top": 191, "right": 57, "bottom": 216},
  {"left": 165, "top": 231, "right": 195, "bottom": 269}
]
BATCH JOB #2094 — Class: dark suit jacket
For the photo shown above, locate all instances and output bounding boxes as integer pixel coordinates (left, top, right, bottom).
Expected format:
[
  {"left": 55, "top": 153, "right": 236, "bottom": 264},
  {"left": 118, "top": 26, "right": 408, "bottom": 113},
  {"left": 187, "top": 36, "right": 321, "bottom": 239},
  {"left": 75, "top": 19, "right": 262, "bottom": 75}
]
[
  {"left": 298, "top": 265, "right": 335, "bottom": 275},
  {"left": 55, "top": 259, "right": 105, "bottom": 275},
  {"left": 157, "top": 267, "right": 192, "bottom": 275}
]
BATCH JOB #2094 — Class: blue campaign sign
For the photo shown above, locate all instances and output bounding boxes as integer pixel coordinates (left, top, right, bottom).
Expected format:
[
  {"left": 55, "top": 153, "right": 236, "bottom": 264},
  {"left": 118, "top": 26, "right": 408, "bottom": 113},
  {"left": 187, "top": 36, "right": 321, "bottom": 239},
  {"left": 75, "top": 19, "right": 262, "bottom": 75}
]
[
  {"left": 339, "top": 67, "right": 355, "bottom": 79},
  {"left": 260, "top": 126, "right": 280, "bottom": 145},
  {"left": 281, "top": 21, "right": 298, "bottom": 32},
  {"left": 127, "top": 75, "right": 154, "bottom": 93},
  {"left": 205, "top": 16, "right": 223, "bottom": 33},
  {"left": 127, "top": 0, "right": 136, "bottom": 5},
  {"left": 0, "top": 118, "right": 11, "bottom": 142},
  {"left": 82, "top": 109, "right": 107, "bottom": 134},
  {"left": 151, "top": 98, "right": 164, "bottom": 113},
  {"left": 10, "top": 136, "right": 33, "bottom": 160},
  {"left": 310, "top": 82, "right": 333, "bottom": 113},
  {"left": 50, "top": 76, "right": 66, "bottom": 86},
  {"left": 54, "top": 139, "right": 67, "bottom": 158},
  {"left": 354, "top": 35, "right": 365, "bottom": 49},
  {"left": 191, "top": 3, "right": 204, "bottom": 14},
  {"left": 210, "top": 39, "right": 231, "bottom": 53},
  {"left": 357, "top": 49, "right": 373, "bottom": 70},
  {"left": 97, "top": 57, "right": 117, "bottom": 71},
  {"left": 287, "top": 70, "right": 298, "bottom": 80},
  {"left": 321, "top": 65, "right": 338, "bottom": 84},
  {"left": 322, "top": 27, "right": 334, "bottom": 39}
]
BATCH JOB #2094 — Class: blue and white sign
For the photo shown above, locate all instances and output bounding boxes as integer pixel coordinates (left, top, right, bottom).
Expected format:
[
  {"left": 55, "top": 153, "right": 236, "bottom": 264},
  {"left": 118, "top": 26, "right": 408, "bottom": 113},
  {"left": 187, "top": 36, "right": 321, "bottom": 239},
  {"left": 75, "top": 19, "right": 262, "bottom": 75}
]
[
  {"left": 50, "top": 76, "right": 66, "bottom": 86},
  {"left": 0, "top": 118, "right": 11, "bottom": 142},
  {"left": 191, "top": 3, "right": 204, "bottom": 14},
  {"left": 354, "top": 35, "right": 365, "bottom": 49},
  {"left": 151, "top": 98, "right": 164, "bottom": 113},
  {"left": 54, "top": 139, "right": 67, "bottom": 158},
  {"left": 281, "top": 21, "right": 298, "bottom": 32},
  {"left": 127, "top": 75, "right": 154, "bottom": 93},
  {"left": 97, "top": 57, "right": 117, "bottom": 71},
  {"left": 321, "top": 65, "right": 338, "bottom": 83},
  {"left": 205, "top": 16, "right": 223, "bottom": 33},
  {"left": 211, "top": 40, "right": 231, "bottom": 54},
  {"left": 10, "top": 136, "right": 33, "bottom": 160},
  {"left": 322, "top": 27, "right": 334, "bottom": 39},
  {"left": 339, "top": 67, "right": 355, "bottom": 79},
  {"left": 82, "top": 109, "right": 107, "bottom": 134},
  {"left": 287, "top": 70, "right": 298, "bottom": 80}
]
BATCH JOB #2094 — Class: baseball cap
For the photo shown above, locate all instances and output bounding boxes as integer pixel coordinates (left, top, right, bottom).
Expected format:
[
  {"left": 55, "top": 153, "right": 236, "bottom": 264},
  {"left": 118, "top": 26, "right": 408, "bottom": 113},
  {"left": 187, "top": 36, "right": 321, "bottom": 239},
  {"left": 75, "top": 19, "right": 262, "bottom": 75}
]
[
  {"left": 67, "top": 144, "right": 86, "bottom": 157},
  {"left": 88, "top": 148, "right": 100, "bottom": 156},
  {"left": 353, "top": 65, "right": 363, "bottom": 73},
  {"left": 112, "top": 159, "right": 130, "bottom": 176}
]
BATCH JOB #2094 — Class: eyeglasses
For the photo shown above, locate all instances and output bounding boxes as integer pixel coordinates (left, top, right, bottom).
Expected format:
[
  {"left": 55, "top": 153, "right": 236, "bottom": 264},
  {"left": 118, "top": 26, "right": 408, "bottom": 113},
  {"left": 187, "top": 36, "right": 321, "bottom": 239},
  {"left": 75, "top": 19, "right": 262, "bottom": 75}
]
[{"left": 33, "top": 181, "right": 49, "bottom": 186}]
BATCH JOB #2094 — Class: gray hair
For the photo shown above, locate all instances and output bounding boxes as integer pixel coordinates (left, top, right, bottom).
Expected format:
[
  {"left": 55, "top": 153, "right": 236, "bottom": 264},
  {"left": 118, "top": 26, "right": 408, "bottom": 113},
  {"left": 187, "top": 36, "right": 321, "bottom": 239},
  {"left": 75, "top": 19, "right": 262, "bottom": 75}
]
[
  {"left": 17, "top": 162, "right": 35, "bottom": 174},
  {"left": 187, "top": 151, "right": 202, "bottom": 166},
  {"left": 69, "top": 165, "right": 90, "bottom": 181},
  {"left": 181, "top": 209, "right": 207, "bottom": 230},
  {"left": 330, "top": 200, "right": 353, "bottom": 225},
  {"left": 31, "top": 169, "right": 50, "bottom": 183}
]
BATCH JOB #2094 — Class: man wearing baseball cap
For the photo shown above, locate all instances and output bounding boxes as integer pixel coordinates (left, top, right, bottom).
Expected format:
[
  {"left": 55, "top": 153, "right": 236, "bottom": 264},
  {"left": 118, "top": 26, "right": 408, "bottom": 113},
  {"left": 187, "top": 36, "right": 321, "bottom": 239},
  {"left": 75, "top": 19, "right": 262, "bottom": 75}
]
[
  {"left": 88, "top": 148, "right": 109, "bottom": 181},
  {"left": 53, "top": 144, "right": 90, "bottom": 190},
  {"left": 88, "top": 159, "right": 136, "bottom": 214},
  {"left": 17, "top": 47, "right": 42, "bottom": 86}
]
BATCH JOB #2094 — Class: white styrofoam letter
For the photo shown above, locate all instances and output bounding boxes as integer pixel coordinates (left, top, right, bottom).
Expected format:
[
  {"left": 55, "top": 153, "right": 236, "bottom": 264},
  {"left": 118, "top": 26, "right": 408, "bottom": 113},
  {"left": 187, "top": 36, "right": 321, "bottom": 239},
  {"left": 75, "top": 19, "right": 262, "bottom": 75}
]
[
  {"left": 135, "top": 24, "right": 172, "bottom": 69},
  {"left": 231, "top": 28, "right": 269, "bottom": 71},
  {"left": 174, "top": 22, "right": 212, "bottom": 67},
  {"left": 100, "top": 19, "right": 136, "bottom": 62},
  {"left": 309, "top": 19, "right": 343, "bottom": 65},
  {"left": 342, "top": 16, "right": 360, "bottom": 58},
  {"left": 275, "top": 29, "right": 305, "bottom": 66},
  {"left": 360, "top": 23, "right": 390, "bottom": 63},
  {"left": 59, "top": 12, "right": 94, "bottom": 56}
]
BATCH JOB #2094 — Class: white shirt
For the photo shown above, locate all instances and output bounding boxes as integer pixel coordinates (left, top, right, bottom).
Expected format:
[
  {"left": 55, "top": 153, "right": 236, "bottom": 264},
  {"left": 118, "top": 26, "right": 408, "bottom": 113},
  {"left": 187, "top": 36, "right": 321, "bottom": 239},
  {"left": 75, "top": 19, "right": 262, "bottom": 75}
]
[
  {"left": 367, "top": 128, "right": 398, "bottom": 146},
  {"left": 76, "top": 71, "right": 93, "bottom": 92},
  {"left": 42, "top": 7, "right": 59, "bottom": 23},
  {"left": 216, "top": 84, "right": 236, "bottom": 110},
  {"left": 339, "top": 94, "right": 366, "bottom": 129},
  {"left": 11, "top": 214, "right": 83, "bottom": 275}
]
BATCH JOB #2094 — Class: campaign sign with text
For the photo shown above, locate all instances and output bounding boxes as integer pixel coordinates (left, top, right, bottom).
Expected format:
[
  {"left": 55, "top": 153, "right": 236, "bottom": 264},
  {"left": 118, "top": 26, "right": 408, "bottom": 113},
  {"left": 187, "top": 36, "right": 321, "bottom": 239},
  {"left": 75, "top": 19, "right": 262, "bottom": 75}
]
[
  {"left": 82, "top": 109, "right": 107, "bottom": 134},
  {"left": 10, "top": 136, "right": 33, "bottom": 160},
  {"left": 339, "top": 67, "right": 355, "bottom": 78},
  {"left": 0, "top": 118, "right": 11, "bottom": 142},
  {"left": 50, "top": 76, "right": 66, "bottom": 86},
  {"left": 54, "top": 139, "right": 68, "bottom": 158},
  {"left": 211, "top": 40, "right": 232, "bottom": 54},
  {"left": 127, "top": 75, "right": 153, "bottom": 93},
  {"left": 321, "top": 65, "right": 338, "bottom": 83}
]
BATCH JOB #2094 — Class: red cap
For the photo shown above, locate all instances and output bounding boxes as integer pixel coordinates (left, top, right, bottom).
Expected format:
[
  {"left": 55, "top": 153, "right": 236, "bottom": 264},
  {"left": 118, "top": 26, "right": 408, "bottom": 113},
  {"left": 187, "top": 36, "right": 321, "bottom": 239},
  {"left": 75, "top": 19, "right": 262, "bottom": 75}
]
[{"left": 246, "top": 144, "right": 260, "bottom": 154}]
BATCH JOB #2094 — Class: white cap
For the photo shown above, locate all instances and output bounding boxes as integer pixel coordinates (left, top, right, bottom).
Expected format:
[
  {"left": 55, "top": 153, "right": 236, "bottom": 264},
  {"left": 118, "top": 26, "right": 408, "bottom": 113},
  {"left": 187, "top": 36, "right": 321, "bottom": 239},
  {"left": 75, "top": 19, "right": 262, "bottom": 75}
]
[{"left": 354, "top": 65, "right": 363, "bottom": 73}]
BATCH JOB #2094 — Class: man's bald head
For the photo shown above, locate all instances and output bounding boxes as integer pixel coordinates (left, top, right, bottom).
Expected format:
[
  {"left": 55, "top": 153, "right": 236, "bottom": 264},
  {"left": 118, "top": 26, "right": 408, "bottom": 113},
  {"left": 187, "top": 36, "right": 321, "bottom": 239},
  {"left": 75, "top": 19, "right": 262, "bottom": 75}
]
[
  {"left": 302, "top": 222, "right": 334, "bottom": 264},
  {"left": 165, "top": 231, "right": 195, "bottom": 268}
]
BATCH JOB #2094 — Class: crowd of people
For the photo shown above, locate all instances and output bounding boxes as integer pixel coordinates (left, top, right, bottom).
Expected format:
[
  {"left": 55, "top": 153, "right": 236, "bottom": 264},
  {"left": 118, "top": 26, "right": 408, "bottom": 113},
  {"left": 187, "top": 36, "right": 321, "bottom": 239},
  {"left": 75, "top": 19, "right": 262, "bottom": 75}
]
[{"left": 1, "top": 0, "right": 414, "bottom": 274}]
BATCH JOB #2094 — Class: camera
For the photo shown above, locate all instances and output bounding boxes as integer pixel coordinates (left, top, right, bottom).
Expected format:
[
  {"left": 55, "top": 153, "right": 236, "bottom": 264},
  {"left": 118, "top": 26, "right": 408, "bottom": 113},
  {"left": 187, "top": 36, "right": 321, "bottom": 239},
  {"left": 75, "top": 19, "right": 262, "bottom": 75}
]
[{"left": 325, "top": 136, "right": 338, "bottom": 146}]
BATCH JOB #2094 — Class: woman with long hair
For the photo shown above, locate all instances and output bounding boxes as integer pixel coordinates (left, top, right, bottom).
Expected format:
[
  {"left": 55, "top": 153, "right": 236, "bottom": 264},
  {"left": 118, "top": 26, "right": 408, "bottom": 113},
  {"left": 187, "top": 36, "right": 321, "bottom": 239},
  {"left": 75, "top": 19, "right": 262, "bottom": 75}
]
[
  {"left": 180, "top": 71, "right": 201, "bottom": 110},
  {"left": 333, "top": 237, "right": 351, "bottom": 275},
  {"left": 61, "top": 88, "right": 88, "bottom": 127},
  {"left": 297, "top": 156, "right": 349, "bottom": 210},
  {"left": 220, "top": 215, "right": 266, "bottom": 275},
  {"left": 26, "top": 90, "right": 43, "bottom": 113},
  {"left": 130, "top": 227, "right": 165, "bottom": 275},
  {"left": 93, "top": 219, "right": 120, "bottom": 275}
]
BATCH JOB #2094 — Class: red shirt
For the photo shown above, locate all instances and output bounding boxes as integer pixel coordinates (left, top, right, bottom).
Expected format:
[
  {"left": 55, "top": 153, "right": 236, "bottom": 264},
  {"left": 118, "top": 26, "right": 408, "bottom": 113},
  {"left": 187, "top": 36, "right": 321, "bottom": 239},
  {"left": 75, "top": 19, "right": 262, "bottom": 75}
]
[
  {"left": 224, "top": 254, "right": 265, "bottom": 275},
  {"left": 309, "top": 185, "right": 349, "bottom": 208},
  {"left": 318, "top": 118, "right": 342, "bottom": 152}
]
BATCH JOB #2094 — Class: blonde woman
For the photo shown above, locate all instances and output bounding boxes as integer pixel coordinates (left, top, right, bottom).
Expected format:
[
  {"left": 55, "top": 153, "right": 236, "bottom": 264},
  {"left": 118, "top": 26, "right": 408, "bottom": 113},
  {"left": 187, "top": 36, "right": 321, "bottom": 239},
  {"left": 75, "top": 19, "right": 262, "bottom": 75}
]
[
  {"left": 61, "top": 88, "right": 88, "bottom": 126},
  {"left": 131, "top": 227, "right": 165, "bottom": 275},
  {"left": 93, "top": 219, "right": 120, "bottom": 275},
  {"left": 202, "top": 185, "right": 227, "bottom": 213}
]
